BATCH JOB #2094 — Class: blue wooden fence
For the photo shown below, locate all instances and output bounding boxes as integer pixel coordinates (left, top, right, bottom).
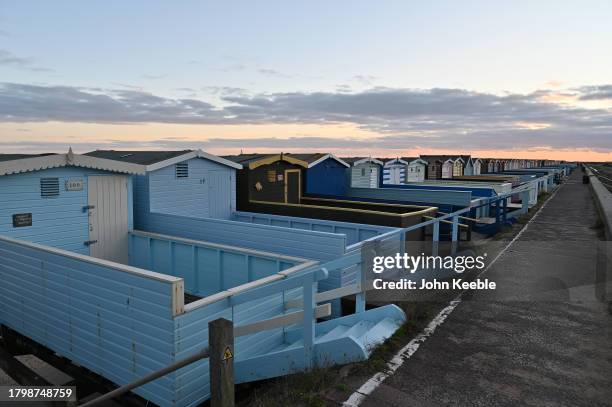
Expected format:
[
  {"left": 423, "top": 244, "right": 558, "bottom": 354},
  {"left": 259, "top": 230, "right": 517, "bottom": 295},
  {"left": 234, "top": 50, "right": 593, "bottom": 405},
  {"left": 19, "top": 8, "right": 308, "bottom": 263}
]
[{"left": 232, "top": 211, "right": 395, "bottom": 246}]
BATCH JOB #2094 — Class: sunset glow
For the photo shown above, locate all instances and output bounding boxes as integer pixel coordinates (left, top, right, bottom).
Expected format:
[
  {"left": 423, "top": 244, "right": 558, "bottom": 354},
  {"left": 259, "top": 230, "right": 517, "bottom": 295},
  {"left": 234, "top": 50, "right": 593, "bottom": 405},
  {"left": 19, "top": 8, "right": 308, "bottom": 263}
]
[{"left": 1, "top": 1, "right": 610, "bottom": 160}]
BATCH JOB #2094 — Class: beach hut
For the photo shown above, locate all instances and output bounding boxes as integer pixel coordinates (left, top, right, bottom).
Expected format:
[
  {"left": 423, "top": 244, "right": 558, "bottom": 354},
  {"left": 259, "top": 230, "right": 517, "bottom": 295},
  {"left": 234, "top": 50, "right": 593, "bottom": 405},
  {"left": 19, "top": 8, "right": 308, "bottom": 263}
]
[
  {"left": 343, "top": 157, "right": 384, "bottom": 188},
  {"left": 442, "top": 158, "right": 454, "bottom": 179},
  {"left": 285, "top": 153, "right": 350, "bottom": 196},
  {"left": 419, "top": 155, "right": 459, "bottom": 179},
  {"left": 403, "top": 157, "right": 428, "bottom": 182},
  {"left": 423, "top": 158, "right": 443, "bottom": 180},
  {"left": 223, "top": 153, "right": 309, "bottom": 206},
  {"left": 472, "top": 158, "right": 482, "bottom": 175},
  {"left": 381, "top": 157, "right": 408, "bottom": 185},
  {"left": 452, "top": 157, "right": 466, "bottom": 177},
  {"left": 86, "top": 149, "right": 242, "bottom": 220},
  {"left": 0, "top": 149, "right": 145, "bottom": 263},
  {"left": 478, "top": 159, "right": 489, "bottom": 174}
]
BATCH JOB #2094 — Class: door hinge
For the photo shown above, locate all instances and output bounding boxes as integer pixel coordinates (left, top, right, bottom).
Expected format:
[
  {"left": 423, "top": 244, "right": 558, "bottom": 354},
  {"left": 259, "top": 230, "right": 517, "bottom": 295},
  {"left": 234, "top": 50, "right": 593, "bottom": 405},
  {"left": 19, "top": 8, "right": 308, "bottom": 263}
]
[
  {"left": 83, "top": 205, "right": 95, "bottom": 212},
  {"left": 84, "top": 240, "right": 98, "bottom": 246}
]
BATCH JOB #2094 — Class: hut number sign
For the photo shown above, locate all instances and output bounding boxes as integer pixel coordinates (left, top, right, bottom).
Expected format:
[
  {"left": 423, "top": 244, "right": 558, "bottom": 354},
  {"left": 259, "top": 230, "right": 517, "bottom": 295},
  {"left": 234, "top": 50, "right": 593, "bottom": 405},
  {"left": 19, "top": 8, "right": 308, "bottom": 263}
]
[
  {"left": 65, "top": 178, "right": 84, "bottom": 191},
  {"left": 12, "top": 213, "right": 32, "bottom": 228}
]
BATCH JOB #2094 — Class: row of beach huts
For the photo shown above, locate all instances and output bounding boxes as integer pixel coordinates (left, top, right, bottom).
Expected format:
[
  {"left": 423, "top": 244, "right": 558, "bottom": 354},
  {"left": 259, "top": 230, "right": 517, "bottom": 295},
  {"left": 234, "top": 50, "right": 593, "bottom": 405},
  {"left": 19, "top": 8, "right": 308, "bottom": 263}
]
[{"left": 0, "top": 148, "right": 573, "bottom": 406}]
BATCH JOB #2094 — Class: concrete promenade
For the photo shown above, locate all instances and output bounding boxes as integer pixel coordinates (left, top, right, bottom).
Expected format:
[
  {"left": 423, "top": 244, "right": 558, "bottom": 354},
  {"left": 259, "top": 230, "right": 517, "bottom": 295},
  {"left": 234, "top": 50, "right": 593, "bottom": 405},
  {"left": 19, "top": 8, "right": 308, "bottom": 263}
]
[{"left": 360, "top": 170, "right": 612, "bottom": 406}]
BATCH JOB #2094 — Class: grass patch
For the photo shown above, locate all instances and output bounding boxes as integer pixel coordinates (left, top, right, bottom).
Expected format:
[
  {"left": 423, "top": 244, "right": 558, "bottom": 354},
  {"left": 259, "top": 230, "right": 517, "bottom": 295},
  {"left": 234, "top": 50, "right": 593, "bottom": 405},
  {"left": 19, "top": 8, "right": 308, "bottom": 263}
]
[{"left": 236, "top": 302, "right": 443, "bottom": 407}]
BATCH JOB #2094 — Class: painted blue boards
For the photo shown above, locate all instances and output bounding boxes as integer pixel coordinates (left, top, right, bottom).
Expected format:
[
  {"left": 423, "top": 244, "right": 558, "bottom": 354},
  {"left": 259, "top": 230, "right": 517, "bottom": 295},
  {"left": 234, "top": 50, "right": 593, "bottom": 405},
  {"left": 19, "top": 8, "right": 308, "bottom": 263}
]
[
  {"left": 286, "top": 153, "right": 350, "bottom": 196},
  {"left": 86, "top": 149, "right": 242, "bottom": 220},
  {"left": 0, "top": 151, "right": 144, "bottom": 258}
]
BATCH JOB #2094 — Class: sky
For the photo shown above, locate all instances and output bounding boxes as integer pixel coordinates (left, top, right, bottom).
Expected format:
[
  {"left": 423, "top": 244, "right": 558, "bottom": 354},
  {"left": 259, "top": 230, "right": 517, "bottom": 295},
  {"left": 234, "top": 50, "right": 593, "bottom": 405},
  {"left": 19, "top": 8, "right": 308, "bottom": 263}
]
[{"left": 0, "top": 0, "right": 611, "bottom": 161}]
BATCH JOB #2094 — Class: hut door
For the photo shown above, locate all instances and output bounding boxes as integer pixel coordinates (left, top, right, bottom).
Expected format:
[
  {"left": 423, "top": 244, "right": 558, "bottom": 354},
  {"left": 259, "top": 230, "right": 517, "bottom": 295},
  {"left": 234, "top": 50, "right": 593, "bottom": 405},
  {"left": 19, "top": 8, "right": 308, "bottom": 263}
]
[
  {"left": 87, "top": 175, "right": 129, "bottom": 264},
  {"left": 442, "top": 162, "right": 453, "bottom": 179},
  {"left": 208, "top": 171, "right": 232, "bottom": 219},
  {"left": 369, "top": 166, "right": 379, "bottom": 188},
  {"left": 284, "top": 169, "right": 301, "bottom": 203},
  {"left": 389, "top": 166, "right": 401, "bottom": 184}
]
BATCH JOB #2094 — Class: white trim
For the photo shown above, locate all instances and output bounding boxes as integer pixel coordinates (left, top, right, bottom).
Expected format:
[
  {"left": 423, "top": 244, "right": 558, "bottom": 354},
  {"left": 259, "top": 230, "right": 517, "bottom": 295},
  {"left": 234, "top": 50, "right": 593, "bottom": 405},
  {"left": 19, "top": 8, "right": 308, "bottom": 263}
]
[
  {"left": 308, "top": 153, "right": 350, "bottom": 168},
  {"left": 442, "top": 158, "right": 455, "bottom": 164},
  {"left": 352, "top": 157, "right": 384, "bottom": 166},
  {"left": 0, "top": 150, "right": 146, "bottom": 176},
  {"left": 0, "top": 233, "right": 180, "bottom": 283},
  {"left": 234, "top": 303, "right": 331, "bottom": 337},
  {"left": 145, "top": 149, "right": 242, "bottom": 172},
  {"left": 383, "top": 158, "right": 409, "bottom": 167},
  {"left": 184, "top": 258, "right": 319, "bottom": 312},
  {"left": 406, "top": 158, "right": 428, "bottom": 167}
]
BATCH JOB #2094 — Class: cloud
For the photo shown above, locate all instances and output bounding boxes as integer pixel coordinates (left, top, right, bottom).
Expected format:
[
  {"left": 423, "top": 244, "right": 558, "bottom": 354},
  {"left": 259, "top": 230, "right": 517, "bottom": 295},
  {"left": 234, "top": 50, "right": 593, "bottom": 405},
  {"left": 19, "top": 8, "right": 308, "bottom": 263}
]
[
  {"left": 577, "top": 85, "right": 612, "bottom": 100},
  {"left": 0, "top": 49, "right": 53, "bottom": 72},
  {"left": 353, "top": 75, "right": 378, "bottom": 85},
  {"left": 0, "top": 82, "right": 611, "bottom": 152},
  {"left": 257, "top": 68, "right": 291, "bottom": 78},
  {"left": 201, "top": 86, "right": 251, "bottom": 96},
  {"left": 0, "top": 49, "right": 31, "bottom": 65}
]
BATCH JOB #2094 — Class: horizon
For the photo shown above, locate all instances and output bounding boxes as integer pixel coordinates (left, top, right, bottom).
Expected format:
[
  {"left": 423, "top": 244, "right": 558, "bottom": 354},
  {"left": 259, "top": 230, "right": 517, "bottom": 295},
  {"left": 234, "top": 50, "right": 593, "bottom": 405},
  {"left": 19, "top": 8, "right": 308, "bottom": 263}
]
[{"left": 1, "top": 1, "right": 611, "bottom": 160}]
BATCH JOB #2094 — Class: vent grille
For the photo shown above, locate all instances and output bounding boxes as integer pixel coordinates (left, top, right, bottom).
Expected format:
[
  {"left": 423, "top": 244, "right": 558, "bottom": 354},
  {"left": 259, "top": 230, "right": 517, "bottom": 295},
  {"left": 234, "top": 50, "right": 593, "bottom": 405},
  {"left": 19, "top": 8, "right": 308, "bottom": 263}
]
[
  {"left": 40, "top": 177, "right": 60, "bottom": 198},
  {"left": 175, "top": 162, "right": 189, "bottom": 178}
]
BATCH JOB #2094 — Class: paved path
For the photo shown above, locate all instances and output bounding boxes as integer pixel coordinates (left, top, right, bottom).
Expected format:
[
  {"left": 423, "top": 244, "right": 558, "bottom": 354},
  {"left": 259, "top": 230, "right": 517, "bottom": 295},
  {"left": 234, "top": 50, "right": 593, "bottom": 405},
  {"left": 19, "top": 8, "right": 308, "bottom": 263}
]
[{"left": 360, "top": 171, "right": 612, "bottom": 407}]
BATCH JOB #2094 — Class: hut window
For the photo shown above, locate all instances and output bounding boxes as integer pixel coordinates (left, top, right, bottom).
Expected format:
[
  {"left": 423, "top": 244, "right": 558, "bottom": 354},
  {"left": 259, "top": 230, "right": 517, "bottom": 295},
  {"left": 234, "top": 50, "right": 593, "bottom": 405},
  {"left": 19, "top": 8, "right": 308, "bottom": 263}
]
[
  {"left": 40, "top": 177, "right": 60, "bottom": 198},
  {"left": 267, "top": 170, "right": 277, "bottom": 182},
  {"left": 361, "top": 168, "right": 366, "bottom": 176},
  {"left": 175, "top": 162, "right": 189, "bottom": 178}
]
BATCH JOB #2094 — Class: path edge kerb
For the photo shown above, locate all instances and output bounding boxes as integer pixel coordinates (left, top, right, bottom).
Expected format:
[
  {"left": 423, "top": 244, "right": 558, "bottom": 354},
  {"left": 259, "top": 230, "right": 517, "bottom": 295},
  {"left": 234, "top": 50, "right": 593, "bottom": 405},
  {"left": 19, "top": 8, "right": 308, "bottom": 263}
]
[{"left": 587, "top": 166, "right": 612, "bottom": 240}]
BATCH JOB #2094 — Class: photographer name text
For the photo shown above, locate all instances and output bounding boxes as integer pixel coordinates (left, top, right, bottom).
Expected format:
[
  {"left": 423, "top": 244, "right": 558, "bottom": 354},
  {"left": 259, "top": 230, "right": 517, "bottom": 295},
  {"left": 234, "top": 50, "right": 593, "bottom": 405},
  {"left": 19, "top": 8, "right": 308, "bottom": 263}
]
[{"left": 373, "top": 278, "right": 496, "bottom": 290}]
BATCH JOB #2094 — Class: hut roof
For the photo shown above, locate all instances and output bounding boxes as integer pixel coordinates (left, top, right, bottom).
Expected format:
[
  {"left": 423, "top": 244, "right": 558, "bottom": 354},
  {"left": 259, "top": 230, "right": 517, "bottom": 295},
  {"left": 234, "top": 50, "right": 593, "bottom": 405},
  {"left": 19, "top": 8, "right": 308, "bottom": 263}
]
[
  {"left": 223, "top": 153, "right": 308, "bottom": 170},
  {"left": 86, "top": 149, "right": 242, "bottom": 170},
  {"left": 285, "top": 153, "right": 349, "bottom": 168},
  {"left": 0, "top": 148, "right": 146, "bottom": 176},
  {"left": 341, "top": 157, "right": 384, "bottom": 166},
  {"left": 0, "top": 153, "right": 56, "bottom": 162}
]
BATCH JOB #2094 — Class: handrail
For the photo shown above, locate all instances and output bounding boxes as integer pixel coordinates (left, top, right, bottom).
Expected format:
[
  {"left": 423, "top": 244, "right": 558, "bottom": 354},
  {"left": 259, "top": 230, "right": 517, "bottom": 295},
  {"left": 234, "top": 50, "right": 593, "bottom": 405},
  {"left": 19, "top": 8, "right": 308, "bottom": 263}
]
[
  {"left": 249, "top": 199, "right": 438, "bottom": 218},
  {"left": 230, "top": 267, "right": 328, "bottom": 306},
  {"left": 184, "top": 257, "right": 319, "bottom": 312},
  {"left": 423, "top": 215, "right": 470, "bottom": 228},
  {"left": 79, "top": 347, "right": 210, "bottom": 407},
  {"left": 401, "top": 206, "right": 471, "bottom": 233}
]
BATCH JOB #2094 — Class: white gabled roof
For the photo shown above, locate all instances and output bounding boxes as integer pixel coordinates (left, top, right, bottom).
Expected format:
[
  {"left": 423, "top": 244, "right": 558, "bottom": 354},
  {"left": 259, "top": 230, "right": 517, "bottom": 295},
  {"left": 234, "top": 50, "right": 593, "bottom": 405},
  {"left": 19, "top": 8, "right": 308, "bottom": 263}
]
[
  {"left": 352, "top": 157, "right": 384, "bottom": 166},
  {"left": 0, "top": 148, "right": 146, "bottom": 177},
  {"left": 145, "top": 149, "right": 242, "bottom": 171},
  {"left": 407, "top": 158, "right": 428, "bottom": 166},
  {"left": 308, "top": 153, "right": 350, "bottom": 168},
  {"left": 383, "top": 158, "right": 409, "bottom": 167}
]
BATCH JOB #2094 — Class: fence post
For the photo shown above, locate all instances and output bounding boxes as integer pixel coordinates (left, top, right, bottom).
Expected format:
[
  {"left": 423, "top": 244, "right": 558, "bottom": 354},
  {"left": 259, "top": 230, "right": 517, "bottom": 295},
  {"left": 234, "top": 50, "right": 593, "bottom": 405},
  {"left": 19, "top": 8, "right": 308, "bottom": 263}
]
[
  {"left": 355, "top": 250, "right": 368, "bottom": 314},
  {"left": 432, "top": 221, "right": 440, "bottom": 257},
  {"left": 521, "top": 190, "right": 530, "bottom": 215},
  {"left": 302, "top": 276, "right": 316, "bottom": 369},
  {"left": 209, "top": 318, "right": 235, "bottom": 407},
  {"left": 502, "top": 197, "right": 508, "bottom": 223},
  {"left": 451, "top": 215, "right": 458, "bottom": 255}
]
